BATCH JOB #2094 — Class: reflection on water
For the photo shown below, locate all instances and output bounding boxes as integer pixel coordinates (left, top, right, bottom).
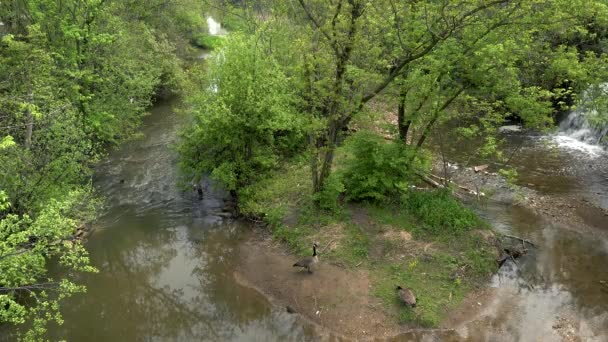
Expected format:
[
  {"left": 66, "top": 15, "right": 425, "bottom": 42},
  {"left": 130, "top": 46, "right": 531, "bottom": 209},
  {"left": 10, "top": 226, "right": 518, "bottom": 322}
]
[
  {"left": 7, "top": 98, "right": 606, "bottom": 340},
  {"left": 462, "top": 203, "right": 608, "bottom": 341},
  {"left": 44, "top": 99, "right": 318, "bottom": 341}
]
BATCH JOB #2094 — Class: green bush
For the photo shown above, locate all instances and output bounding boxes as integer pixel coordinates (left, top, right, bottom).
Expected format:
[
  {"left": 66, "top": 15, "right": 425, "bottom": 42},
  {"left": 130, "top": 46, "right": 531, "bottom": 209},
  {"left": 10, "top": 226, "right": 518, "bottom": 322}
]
[
  {"left": 402, "top": 190, "right": 480, "bottom": 236},
  {"left": 341, "top": 132, "right": 427, "bottom": 202},
  {"left": 313, "top": 173, "right": 345, "bottom": 213},
  {"left": 192, "top": 34, "right": 224, "bottom": 49}
]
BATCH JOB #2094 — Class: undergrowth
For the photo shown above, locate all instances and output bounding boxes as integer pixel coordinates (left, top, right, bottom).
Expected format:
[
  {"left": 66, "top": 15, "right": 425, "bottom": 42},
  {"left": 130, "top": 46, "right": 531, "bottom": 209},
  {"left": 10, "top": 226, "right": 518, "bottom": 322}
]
[
  {"left": 239, "top": 151, "right": 497, "bottom": 328},
  {"left": 192, "top": 34, "right": 224, "bottom": 50}
]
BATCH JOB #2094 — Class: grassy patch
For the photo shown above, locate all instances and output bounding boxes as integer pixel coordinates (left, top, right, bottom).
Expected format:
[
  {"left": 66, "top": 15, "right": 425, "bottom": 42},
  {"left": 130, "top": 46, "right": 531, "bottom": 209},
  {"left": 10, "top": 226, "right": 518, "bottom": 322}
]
[
  {"left": 240, "top": 157, "right": 497, "bottom": 328},
  {"left": 401, "top": 189, "right": 484, "bottom": 237},
  {"left": 192, "top": 34, "right": 224, "bottom": 50},
  {"left": 372, "top": 255, "right": 468, "bottom": 327},
  {"left": 330, "top": 223, "right": 370, "bottom": 266}
]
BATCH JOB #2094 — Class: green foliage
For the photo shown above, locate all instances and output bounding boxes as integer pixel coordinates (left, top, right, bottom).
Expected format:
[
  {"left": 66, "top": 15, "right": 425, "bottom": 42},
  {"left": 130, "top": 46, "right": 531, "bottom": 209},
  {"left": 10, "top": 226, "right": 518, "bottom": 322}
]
[
  {"left": 0, "top": 0, "right": 207, "bottom": 338},
  {"left": 401, "top": 190, "right": 481, "bottom": 237},
  {"left": 192, "top": 34, "right": 225, "bottom": 50},
  {"left": 580, "top": 82, "right": 608, "bottom": 129},
  {"left": 0, "top": 190, "right": 98, "bottom": 338},
  {"left": 498, "top": 168, "right": 519, "bottom": 186},
  {"left": 222, "top": 10, "right": 252, "bottom": 33},
  {"left": 179, "top": 33, "right": 304, "bottom": 193},
  {"left": 340, "top": 132, "right": 427, "bottom": 202},
  {"left": 312, "top": 173, "right": 345, "bottom": 213},
  {"left": 239, "top": 156, "right": 311, "bottom": 224}
]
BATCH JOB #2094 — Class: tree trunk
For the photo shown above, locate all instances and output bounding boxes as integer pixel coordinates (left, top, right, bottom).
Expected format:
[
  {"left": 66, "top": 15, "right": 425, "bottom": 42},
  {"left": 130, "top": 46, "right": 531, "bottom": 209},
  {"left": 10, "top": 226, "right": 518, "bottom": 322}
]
[
  {"left": 416, "top": 86, "right": 466, "bottom": 149},
  {"left": 24, "top": 109, "right": 33, "bottom": 149},
  {"left": 311, "top": 121, "right": 339, "bottom": 194},
  {"left": 310, "top": 135, "right": 320, "bottom": 193},
  {"left": 318, "top": 123, "right": 338, "bottom": 189},
  {"left": 397, "top": 89, "right": 410, "bottom": 143}
]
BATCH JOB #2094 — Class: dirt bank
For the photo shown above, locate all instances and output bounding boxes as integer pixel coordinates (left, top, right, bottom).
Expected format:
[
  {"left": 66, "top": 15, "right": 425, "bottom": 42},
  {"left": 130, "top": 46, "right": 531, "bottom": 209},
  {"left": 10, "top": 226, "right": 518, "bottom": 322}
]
[
  {"left": 234, "top": 162, "right": 607, "bottom": 341},
  {"left": 235, "top": 231, "right": 405, "bottom": 340},
  {"left": 444, "top": 163, "right": 608, "bottom": 234}
]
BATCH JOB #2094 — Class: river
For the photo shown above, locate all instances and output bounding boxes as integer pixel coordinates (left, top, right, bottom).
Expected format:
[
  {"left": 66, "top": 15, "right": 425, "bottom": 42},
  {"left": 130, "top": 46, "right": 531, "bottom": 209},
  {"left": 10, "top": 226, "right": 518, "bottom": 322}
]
[
  {"left": 8, "top": 19, "right": 608, "bottom": 340},
  {"left": 44, "top": 98, "right": 320, "bottom": 341},
  {"left": 38, "top": 94, "right": 607, "bottom": 341}
]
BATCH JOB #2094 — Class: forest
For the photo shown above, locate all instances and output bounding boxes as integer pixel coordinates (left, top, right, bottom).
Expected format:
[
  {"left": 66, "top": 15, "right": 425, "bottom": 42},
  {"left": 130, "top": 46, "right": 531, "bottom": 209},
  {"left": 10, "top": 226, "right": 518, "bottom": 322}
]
[{"left": 1, "top": 0, "right": 608, "bottom": 340}]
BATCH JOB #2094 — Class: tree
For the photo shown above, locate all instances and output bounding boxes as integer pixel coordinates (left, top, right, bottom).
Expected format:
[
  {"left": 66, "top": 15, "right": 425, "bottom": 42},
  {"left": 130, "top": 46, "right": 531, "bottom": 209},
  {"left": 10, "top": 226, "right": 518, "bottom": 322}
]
[
  {"left": 178, "top": 33, "right": 304, "bottom": 202},
  {"left": 0, "top": 1, "right": 209, "bottom": 337},
  {"left": 286, "top": 0, "right": 608, "bottom": 193}
]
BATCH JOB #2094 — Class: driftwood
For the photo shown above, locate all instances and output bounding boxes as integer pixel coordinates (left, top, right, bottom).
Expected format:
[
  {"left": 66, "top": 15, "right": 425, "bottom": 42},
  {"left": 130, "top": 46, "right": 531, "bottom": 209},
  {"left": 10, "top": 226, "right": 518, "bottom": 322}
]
[
  {"left": 417, "top": 172, "right": 485, "bottom": 197},
  {"left": 474, "top": 164, "right": 489, "bottom": 173},
  {"left": 496, "top": 246, "right": 528, "bottom": 267},
  {"left": 502, "top": 234, "right": 538, "bottom": 248},
  {"left": 429, "top": 173, "right": 485, "bottom": 196},
  {"left": 416, "top": 172, "right": 444, "bottom": 188}
]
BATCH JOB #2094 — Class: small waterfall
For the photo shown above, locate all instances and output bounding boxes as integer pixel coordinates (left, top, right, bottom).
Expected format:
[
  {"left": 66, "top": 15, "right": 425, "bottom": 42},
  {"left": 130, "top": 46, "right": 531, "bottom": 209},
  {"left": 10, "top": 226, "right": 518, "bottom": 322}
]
[
  {"left": 558, "top": 109, "right": 608, "bottom": 145},
  {"left": 554, "top": 84, "right": 607, "bottom": 155},
  {"left": 206, "top": 17, "right": 224, "bottom": 36}
]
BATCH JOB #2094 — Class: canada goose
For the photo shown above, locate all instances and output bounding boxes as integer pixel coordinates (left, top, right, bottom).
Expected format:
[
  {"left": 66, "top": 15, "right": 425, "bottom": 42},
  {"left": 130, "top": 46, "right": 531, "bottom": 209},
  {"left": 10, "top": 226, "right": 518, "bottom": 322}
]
[
  {"left": 396, "top": 286, "right": 416, "bottom": 307},
  {"left": 293, "top": 242, "right": 319, "bottom": 273}
]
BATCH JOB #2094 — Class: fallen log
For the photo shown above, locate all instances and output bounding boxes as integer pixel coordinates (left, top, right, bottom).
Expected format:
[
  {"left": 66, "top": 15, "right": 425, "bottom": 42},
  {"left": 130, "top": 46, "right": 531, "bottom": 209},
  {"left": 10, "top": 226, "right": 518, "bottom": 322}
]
[
  {"left": 416, "top": 172, "right": 445, "bottom": 188},
  {"left": 426, "top": 173, "right": 485, "bottom": 197},
  {"left": 502, "top": 234, "right": 538, "bottom": 248}
]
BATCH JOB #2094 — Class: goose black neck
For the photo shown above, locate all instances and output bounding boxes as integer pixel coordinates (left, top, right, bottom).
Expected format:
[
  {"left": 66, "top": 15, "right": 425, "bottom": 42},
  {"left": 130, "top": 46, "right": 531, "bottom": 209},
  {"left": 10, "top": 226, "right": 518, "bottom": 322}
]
[{"left": 312, "top": 245, "right": 317, "bottom": 256}]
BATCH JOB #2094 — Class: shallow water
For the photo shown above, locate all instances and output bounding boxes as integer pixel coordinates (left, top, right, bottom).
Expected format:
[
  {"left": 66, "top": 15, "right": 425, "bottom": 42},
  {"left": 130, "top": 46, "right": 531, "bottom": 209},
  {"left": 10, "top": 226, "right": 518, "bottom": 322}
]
[
  {"left": 41, "top": 99, "right": 319, "bottom": 341},
  {"left": 4, "top": 97, "right": 607, "bottom": 340},
  {"left": 39, "top": 102, "right": 608, "bottom": 341}
]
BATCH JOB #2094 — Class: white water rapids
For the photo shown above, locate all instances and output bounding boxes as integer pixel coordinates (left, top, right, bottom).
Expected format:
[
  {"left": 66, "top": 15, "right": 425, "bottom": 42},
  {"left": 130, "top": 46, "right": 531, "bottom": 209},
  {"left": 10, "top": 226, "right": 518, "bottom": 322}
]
[
  {"left": 206, "top": 17, "right": 225, "bottom": 36},
  {"left": 553, "top": 85, "right": 607, "bottom": 157}
]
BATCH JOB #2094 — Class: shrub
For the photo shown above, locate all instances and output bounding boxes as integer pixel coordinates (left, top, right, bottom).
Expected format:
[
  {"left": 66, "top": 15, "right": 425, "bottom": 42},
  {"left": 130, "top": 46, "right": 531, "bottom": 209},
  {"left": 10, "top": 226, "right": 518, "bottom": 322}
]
[
  {"left": 192, "top": 34, "right": 224, "bottom": 50},
  {"left": 340, "top": 132, "right": 427, "bottom": 202},
  {"left": 402, "top": 190, "right": 480, "bottom": 236},
  {"left": 312, "top": 173, "right": 345, "bottom": 213}
]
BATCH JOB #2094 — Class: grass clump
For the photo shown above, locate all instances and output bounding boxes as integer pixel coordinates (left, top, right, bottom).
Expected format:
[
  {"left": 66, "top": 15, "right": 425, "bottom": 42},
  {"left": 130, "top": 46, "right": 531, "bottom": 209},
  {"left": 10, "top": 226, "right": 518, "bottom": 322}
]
[
  {"left": 192, "top": 34, "right": 224, "bottom": 50},
  {"left": 401, "top": 189, "right": 483, "bottom": 237},
  {"left": 372, "top": 255, "right": 467, "bottom": 327}
]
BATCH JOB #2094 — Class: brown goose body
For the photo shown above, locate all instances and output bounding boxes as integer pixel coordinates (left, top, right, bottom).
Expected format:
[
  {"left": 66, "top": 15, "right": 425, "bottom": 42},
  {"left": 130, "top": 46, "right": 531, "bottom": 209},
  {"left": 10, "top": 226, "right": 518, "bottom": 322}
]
[
  {"left": 396, "top": 286, "right": 416, "bottom": 307},
  {"left": 293, "top": 243, "right": 319, "bottom": 273}
]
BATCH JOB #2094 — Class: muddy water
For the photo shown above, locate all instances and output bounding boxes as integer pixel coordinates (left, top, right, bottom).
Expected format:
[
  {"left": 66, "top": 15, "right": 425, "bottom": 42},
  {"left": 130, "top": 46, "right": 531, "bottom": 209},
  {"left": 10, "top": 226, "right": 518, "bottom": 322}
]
[
  {"left": 44, "top": 99, "right": 318, "bottom": 341},
  {"left": 435, "top": 131, "right": 608, "bottom": 340},
  {"left": 41, "top": 103, "right": 608, "bottom": 341},
  {"left": 18, "top": 91, "right": 603, "bottom": 341},
  {"left": 454, "top": 204, "right": 608, "bottom": 341}
]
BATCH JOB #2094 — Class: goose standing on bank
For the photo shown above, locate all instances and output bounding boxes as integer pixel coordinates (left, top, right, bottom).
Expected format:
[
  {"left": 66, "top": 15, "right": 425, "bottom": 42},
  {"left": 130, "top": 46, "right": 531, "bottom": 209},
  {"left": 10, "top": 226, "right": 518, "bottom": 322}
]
[
  {"left": 396, "top": 286, "right": 416, "bottom": 307},
  {"left": 293, "top": 242, "right": 319, "bottom": 273}
]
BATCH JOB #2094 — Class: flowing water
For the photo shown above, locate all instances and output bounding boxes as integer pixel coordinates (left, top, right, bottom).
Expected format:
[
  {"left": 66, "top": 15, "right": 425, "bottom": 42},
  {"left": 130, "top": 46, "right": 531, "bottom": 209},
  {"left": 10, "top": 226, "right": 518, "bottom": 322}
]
[
  {"left": 207, "top": 17, "right": 226, "bottom": 36},
  {"left": 4, "top": 20, "right": 608, "bottom": 340},
  {"left": 430, "top": 106, "right": 608, "bottom": 340},
  {"left": 36, "top": 96, "right": 606, "bottom": 340},
  {"left": 43, "top": 98, "right": 319, "bottom": 341}
]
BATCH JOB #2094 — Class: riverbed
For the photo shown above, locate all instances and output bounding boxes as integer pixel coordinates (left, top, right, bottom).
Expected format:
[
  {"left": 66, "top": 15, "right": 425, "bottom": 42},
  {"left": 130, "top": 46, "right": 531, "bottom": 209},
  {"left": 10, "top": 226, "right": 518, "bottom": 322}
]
[
  {"left": 42, "top": 98, "right": 320, "bottom": 341},
  {"left": 29, "top": 91, "right": 605, "bottom": 341}
]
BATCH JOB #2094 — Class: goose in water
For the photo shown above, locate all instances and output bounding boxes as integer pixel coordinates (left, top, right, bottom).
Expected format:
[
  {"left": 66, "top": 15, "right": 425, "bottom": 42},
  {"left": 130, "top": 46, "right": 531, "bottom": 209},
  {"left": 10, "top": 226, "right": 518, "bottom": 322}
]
[
  {"left": 396, "top": 286, "right": 416, "bottom": 307},
  {"left": 293, "top": 242, "right": 319, "bottom": 273}
]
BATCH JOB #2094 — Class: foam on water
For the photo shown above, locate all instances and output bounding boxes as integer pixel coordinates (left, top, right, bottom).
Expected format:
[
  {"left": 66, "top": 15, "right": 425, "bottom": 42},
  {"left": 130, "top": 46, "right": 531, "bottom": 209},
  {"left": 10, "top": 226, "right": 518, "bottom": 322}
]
[
  {"left": 552, "top": 135, "right": 605, "bottom": 157},
  {"left": 206, "top": 17, "right": 224, "bottom": 36},
  {"left": 552, "top": 84, "right": 607, "bottom": 157}
]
